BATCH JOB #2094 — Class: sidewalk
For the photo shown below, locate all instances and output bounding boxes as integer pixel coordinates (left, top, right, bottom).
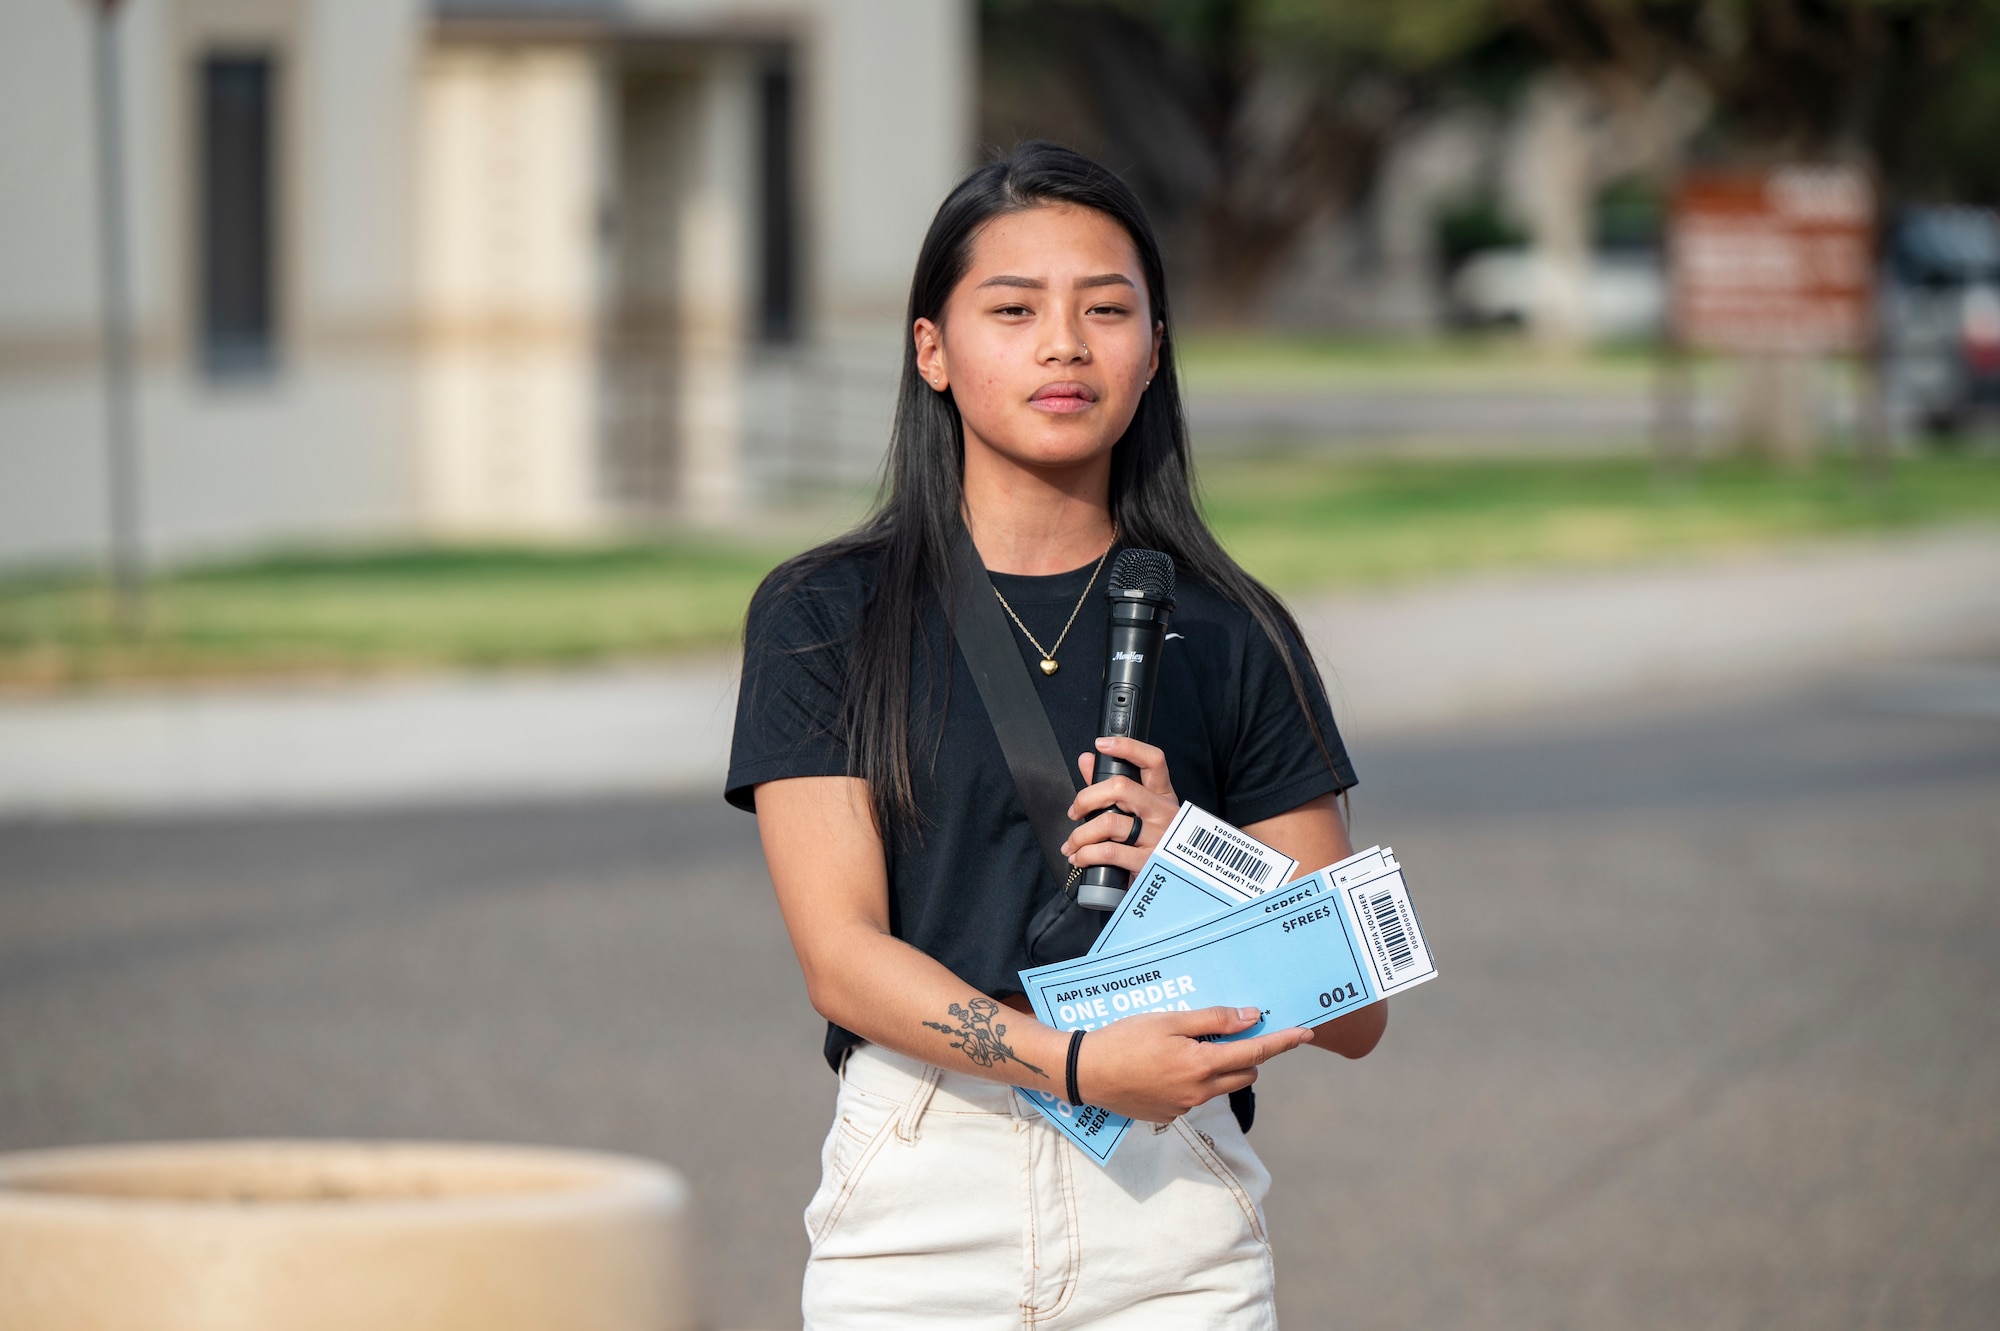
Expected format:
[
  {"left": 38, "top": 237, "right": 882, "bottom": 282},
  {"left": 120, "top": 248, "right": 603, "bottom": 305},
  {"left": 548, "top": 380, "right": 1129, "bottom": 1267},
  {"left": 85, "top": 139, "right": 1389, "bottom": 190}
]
[
  {"left": 2, "top": 530, "right": 1996, "bottom": 817},
  {"left": 1298, "top": 527, "right": 2000, "bottom": 739}
]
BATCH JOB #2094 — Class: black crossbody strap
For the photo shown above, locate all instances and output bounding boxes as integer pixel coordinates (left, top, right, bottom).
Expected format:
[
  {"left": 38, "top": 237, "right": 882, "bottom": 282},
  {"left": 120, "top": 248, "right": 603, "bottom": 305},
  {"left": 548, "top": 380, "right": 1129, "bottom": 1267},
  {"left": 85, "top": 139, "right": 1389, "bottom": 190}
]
[{"left": 946, "top": 523, "right": 1080, "bottom": 890}]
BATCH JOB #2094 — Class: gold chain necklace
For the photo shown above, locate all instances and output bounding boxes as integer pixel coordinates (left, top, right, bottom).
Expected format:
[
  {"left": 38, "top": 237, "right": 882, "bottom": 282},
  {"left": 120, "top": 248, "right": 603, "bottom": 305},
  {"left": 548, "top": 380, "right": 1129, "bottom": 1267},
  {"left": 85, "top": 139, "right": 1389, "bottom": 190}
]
[{"left": 990, "top": 524, "right": 1118, "bottom": 676}]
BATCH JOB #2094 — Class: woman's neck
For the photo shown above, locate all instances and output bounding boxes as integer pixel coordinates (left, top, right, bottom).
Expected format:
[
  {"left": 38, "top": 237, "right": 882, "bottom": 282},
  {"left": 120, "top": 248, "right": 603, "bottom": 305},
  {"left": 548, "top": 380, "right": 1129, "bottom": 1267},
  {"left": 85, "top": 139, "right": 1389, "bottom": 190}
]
[{"left": 961, "top": 439, "right": 1115, "bottom": 576}]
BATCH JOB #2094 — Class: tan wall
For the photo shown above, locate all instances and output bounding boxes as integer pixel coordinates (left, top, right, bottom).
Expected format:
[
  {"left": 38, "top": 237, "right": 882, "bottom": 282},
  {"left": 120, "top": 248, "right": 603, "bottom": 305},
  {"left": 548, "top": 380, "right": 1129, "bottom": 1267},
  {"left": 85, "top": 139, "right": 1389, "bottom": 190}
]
[
  {"left": 406, "top": 1, "right": 977, "bottom": 528},
  {"left": 0, "top": 0, "right": 975, "bottom": 564},
  {"left": 0, "top": 0, "right": 425, "bottom": 567},
  {"left": 415, "top": 42, "right": 604, "bottom": 535}
]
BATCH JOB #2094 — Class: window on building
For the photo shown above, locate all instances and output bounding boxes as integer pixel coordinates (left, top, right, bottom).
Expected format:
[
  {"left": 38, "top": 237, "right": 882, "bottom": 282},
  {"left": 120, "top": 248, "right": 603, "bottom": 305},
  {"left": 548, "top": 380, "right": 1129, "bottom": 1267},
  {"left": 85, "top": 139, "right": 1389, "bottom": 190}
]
[
  {"left": 756, "top": 57, "right": 798, "bottom": 343},
  {"left": 199, "top": 53, "right": 278, "bottom": 377}
]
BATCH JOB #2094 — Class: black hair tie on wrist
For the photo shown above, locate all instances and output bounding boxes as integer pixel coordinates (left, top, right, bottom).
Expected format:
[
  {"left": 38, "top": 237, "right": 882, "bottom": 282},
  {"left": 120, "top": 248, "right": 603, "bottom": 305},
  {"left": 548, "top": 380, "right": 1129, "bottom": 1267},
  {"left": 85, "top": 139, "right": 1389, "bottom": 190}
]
[{"left": 1065, "top": 1028, "right": 1086, "bottom": 1107}]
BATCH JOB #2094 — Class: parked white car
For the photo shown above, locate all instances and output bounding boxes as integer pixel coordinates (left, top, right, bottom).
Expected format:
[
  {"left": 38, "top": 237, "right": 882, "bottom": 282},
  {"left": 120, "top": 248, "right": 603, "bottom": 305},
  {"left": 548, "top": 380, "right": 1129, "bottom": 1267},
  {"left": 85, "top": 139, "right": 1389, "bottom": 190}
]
[{"left": 1449, "top": 247, "right": 1666, "bottom": 342}]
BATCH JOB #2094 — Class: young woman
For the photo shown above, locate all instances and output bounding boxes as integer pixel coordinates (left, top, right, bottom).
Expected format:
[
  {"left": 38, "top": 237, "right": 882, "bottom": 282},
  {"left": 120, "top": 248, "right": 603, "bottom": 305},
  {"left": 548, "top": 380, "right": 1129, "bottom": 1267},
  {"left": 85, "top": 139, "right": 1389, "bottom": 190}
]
[{"left": 726, "top": 142, "right": 1385, "bottom": 1329}]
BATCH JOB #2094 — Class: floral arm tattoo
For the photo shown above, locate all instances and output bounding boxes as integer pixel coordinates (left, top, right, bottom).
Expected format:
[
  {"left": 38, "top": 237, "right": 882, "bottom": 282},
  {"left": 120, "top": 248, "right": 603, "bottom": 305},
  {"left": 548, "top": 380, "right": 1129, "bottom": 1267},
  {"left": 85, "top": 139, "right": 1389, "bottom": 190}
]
[{"left": 923, "top": 997, "right": 1047, "bottom": 1078}]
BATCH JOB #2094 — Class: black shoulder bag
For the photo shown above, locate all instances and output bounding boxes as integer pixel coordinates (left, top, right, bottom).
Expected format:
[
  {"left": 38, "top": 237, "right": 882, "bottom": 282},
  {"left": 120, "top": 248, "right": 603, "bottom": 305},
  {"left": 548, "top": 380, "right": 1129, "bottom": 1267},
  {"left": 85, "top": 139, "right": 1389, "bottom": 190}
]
[{"left": 946, "top": 524, "right": 1256, "bottom": 1134}]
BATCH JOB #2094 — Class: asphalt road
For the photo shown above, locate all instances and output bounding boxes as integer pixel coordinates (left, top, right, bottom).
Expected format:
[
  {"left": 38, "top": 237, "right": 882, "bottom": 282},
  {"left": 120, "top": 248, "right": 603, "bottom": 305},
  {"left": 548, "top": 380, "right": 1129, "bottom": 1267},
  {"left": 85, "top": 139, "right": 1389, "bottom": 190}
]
[{"left": 3, "top": 684, "right": 1997, "bottom": 1330}]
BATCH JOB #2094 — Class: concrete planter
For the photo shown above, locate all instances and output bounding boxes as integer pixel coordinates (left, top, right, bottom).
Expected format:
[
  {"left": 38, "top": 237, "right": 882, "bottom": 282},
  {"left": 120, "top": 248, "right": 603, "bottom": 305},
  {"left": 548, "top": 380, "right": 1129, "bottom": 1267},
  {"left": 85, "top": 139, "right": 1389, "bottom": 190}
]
[{"left": 0, "top": 1140, "right": 696, "bottom": 1331}]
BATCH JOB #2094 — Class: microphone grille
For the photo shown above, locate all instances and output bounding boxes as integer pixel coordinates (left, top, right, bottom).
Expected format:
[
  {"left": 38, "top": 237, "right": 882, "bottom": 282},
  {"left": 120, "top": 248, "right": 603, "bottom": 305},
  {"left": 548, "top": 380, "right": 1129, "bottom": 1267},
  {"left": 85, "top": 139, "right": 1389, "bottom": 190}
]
[{"left": 1109, "top": 548, "right": 1175, "bottom": 602}]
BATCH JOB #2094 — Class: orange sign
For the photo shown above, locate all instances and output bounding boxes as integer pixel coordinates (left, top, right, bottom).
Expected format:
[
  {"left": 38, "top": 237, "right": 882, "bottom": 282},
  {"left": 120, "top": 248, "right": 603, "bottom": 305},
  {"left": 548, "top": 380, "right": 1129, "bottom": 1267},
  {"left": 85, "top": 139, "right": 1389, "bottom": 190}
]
[{"left": 1670, "top": 166, "right": 1875, "bottom": 353}]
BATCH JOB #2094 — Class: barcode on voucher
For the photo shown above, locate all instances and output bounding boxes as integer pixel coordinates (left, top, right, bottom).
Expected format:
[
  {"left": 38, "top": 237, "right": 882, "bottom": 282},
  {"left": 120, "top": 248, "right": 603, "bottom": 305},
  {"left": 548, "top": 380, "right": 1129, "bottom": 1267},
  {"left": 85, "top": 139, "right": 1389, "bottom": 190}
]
[
  {"left": 1367, "top": 888, "right": 1415, "bottom": 972},
  {"left": 1346, "top": 872, "right": 1435, "bottom": 993},
  {"left": 1183, "top": 826, "right": 1274, "bottom": 886}
]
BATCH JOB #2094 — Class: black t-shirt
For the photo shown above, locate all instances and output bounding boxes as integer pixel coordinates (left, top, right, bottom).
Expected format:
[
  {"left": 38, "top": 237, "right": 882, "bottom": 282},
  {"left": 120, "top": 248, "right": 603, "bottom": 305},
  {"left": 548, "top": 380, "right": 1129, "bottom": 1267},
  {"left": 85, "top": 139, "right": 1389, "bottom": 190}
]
[{"left": 725, "top": 543, "right": 1358, "bottom": 1070}]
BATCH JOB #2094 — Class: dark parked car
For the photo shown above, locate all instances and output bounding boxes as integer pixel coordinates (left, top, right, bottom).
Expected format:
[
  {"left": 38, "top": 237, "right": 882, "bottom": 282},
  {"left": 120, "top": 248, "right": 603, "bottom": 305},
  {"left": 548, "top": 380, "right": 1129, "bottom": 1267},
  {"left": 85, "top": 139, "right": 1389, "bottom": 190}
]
[{"left": 1887, "top": 206, "right": 2000, "bottom": 438}]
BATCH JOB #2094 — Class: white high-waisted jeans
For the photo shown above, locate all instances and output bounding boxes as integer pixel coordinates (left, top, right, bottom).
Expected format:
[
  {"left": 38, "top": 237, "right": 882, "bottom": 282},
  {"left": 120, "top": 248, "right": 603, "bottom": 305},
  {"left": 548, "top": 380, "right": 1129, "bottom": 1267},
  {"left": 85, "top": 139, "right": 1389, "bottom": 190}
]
[{"left": 801, "top": 1043, "right": 1278, "bottom": 1330}]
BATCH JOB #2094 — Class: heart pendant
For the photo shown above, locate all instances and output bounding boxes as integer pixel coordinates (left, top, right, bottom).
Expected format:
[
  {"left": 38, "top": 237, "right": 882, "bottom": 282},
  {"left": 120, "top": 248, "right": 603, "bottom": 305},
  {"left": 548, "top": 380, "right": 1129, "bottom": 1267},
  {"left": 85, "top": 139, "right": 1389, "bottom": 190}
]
[{"left": 1039, "top": 659, "right": 1059, "bottom": 676}]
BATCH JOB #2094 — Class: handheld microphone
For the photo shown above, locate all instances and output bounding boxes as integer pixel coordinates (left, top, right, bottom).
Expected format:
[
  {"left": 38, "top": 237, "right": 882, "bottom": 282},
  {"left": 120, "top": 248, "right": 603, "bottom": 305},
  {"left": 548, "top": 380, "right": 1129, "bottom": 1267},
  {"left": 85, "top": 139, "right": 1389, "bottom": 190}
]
[{"left": 1076, "top": 548, "right": 1176, "bottom": 910}]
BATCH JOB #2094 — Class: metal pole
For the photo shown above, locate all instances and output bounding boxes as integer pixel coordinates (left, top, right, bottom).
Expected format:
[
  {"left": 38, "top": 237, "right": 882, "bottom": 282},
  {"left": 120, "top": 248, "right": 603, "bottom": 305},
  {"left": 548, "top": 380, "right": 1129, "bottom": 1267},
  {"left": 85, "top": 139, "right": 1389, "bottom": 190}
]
[
  {"left": 1858, "top": 341, "right": 1892, "bottom": 496},
  {"left": 90, "top": 0, "right": 144, "bottom": 633},
  {"left": 1858, "top": 215, "right": 1892, "bottom": 497},
  {"left": 1653, "top": 331, "right": 1696, "bottom": 486}
]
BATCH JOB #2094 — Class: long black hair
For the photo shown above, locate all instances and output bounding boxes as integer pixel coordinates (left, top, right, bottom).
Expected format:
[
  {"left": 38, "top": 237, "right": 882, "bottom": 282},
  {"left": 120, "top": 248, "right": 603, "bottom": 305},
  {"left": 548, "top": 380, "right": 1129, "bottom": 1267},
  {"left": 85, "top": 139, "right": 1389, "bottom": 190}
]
[{"left": 763, "top": 141, "right": 1340, "bottom": 834}]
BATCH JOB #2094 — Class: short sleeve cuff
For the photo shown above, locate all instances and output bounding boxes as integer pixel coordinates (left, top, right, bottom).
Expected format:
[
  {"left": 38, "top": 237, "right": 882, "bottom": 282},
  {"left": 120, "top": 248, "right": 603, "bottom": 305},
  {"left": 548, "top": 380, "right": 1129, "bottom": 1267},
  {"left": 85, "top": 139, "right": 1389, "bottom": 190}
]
[
  {"left": 724, "top": 747, "right": 851, "bottom": 812},
  {"left": 1218, "top": 764, "right": 1355, "bottom": 832}
]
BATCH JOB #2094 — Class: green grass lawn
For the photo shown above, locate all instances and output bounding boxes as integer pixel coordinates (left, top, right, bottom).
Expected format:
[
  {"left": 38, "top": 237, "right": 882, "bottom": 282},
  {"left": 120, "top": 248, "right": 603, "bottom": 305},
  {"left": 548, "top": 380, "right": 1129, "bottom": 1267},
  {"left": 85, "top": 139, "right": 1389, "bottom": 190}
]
[
  {"left": 4, "top": 453, "right": 1998, "bottom": 690},
  {"left": 1173, "top": 330, "right": 1659, "bottom": 393},
  {"left": 0, "top": 538, "right": 798, "bottom": 691},
  {"left": 1199, "top": 451, "right": 2000, "bottom": 589}
]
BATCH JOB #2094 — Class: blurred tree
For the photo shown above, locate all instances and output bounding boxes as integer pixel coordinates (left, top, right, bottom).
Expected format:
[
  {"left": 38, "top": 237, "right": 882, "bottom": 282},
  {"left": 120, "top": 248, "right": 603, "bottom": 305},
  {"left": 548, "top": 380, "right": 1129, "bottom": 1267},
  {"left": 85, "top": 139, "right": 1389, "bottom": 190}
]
[
  {"left": 1267, "top": 0, "right": 2000, "bottom": 199},
  {"left": 980, "top": 0, "right": 2000, "bottom": 319},
  {"left": 982, "top": 0, "right": 1440, "bottom": 319}
]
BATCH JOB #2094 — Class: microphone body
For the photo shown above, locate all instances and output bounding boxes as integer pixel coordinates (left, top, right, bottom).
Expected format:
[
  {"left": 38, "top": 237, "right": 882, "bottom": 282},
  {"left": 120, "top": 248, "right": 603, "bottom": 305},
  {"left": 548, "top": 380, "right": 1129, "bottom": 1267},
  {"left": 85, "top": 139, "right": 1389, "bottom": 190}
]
[{"left": 1077, "top": 550, "right": 1176, "bottom": 911}]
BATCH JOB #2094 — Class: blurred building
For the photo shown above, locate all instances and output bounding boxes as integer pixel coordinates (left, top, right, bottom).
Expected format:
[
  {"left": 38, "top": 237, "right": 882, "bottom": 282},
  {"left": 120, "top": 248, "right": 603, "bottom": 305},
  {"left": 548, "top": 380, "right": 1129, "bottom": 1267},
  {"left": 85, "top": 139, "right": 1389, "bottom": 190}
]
[{"left": 0, "top": 0, "right": 971, "bottom": 565}]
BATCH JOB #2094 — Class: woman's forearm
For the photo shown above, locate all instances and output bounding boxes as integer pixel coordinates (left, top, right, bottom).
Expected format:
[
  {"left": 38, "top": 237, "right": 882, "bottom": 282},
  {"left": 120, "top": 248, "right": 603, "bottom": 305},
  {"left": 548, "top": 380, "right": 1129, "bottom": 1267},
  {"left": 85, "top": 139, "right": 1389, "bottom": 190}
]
[
  {"left": 754, "top": 776, "right": 1068, "bottom": 1092},
  {"left": 803, "top": 919, "right": 1069, "bottom": 1093}
]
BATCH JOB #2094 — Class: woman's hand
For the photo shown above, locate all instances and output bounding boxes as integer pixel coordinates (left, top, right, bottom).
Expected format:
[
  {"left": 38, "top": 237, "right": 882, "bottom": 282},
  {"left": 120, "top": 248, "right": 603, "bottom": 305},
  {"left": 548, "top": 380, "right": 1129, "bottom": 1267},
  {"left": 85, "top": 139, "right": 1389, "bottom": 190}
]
[
  {"left": 1062, "top": 736, "right": 1180, "bottom": 876},
  {"left": 1074, "top": 1005, "right": 1312, "bottom": 1123}
]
